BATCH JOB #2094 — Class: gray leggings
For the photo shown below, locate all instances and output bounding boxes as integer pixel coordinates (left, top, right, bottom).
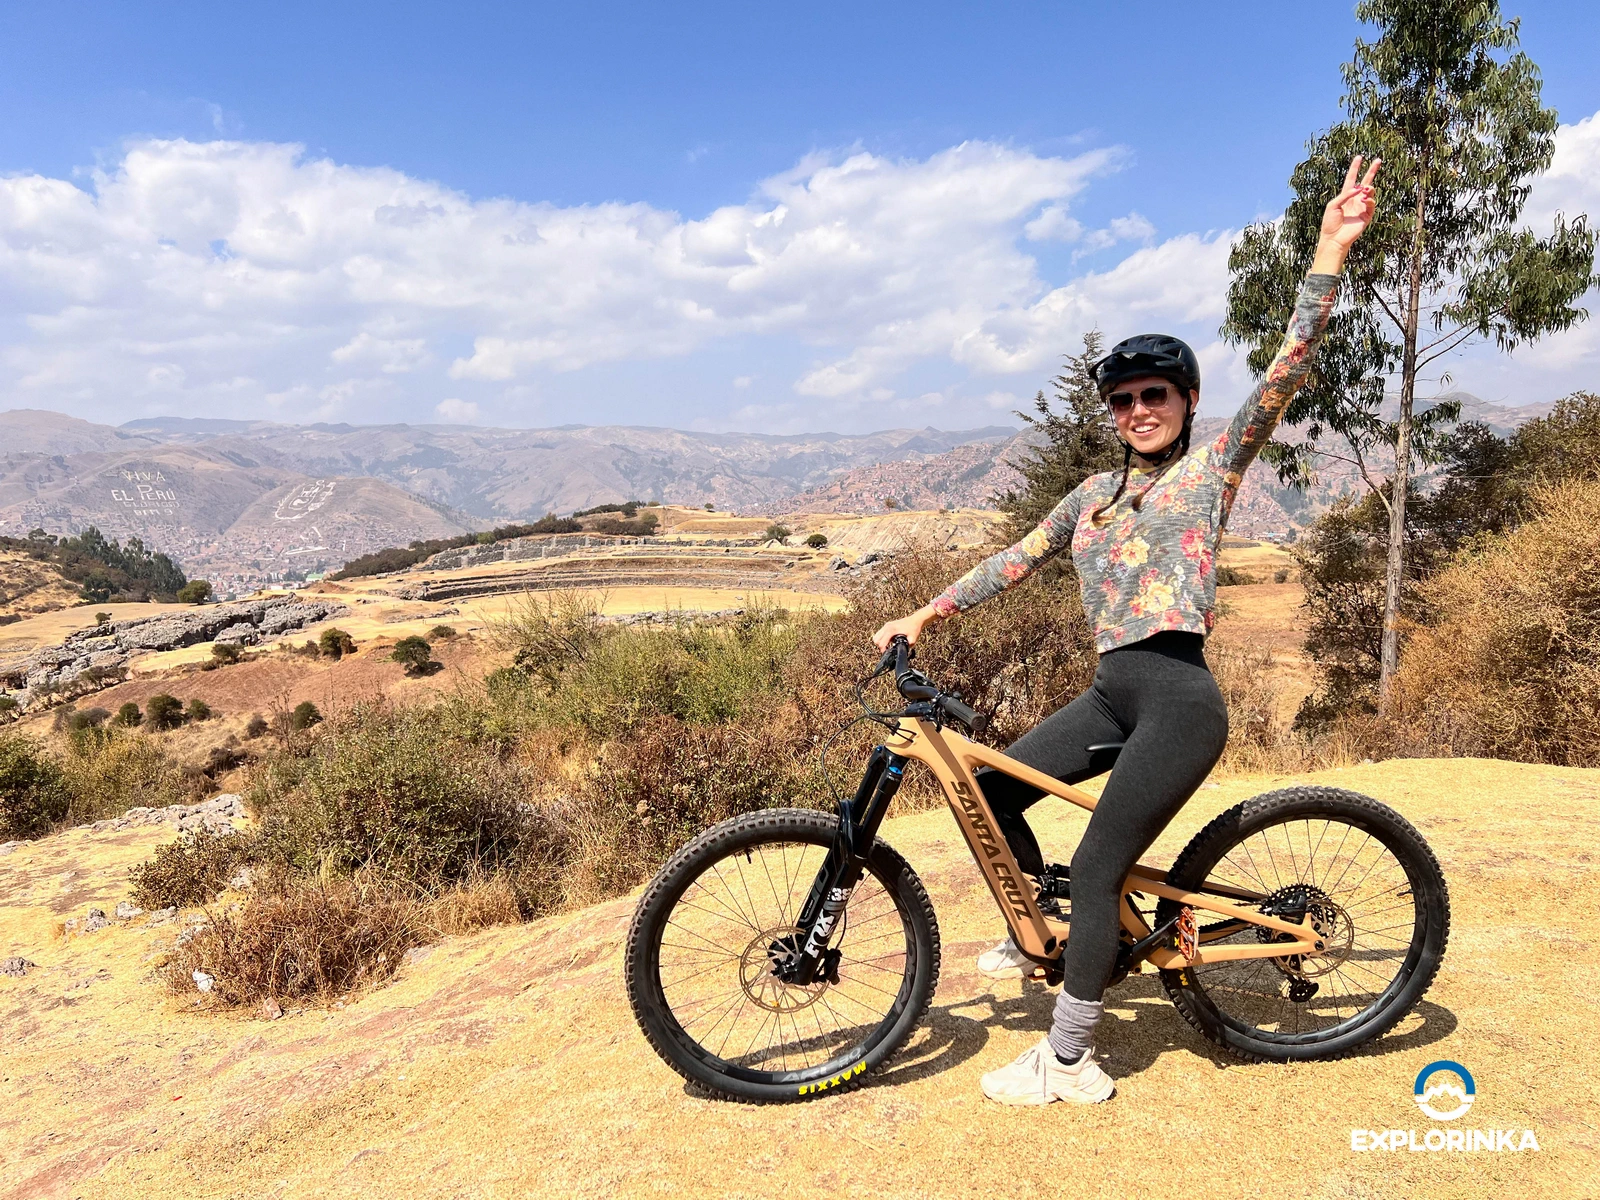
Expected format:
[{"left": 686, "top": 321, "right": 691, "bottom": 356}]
[{"left": 975, "top": 631, "right": 1228, "bottom": 1001}]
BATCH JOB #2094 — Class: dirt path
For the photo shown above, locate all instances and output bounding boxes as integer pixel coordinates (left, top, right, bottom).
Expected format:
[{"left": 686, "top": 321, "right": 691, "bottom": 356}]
[{"left": 2, "top": 758, "right": 1596, "bottom": 1199}]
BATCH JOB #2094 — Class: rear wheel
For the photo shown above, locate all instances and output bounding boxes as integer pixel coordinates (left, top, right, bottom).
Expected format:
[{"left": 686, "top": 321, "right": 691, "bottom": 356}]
[
  {"left": 1157, "top": 786, "right": 1449, "bottom": 1062},
  {"left": 626, "top": 808, "right": 940, "bottom": 1102}
]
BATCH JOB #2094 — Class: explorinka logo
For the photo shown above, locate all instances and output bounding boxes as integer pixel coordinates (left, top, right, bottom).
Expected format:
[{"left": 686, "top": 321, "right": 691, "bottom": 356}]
[
  {"left": 1415, "top": 1060, "right": 1474, "bottom": 1121},
  {"left": 1350, "top": 1060, "right": 1541, "bottom": 1153}
]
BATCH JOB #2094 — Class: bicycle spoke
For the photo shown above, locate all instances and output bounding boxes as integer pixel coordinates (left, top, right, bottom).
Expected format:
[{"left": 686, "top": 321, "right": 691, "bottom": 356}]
[
  {"left": 1182, "top": 809, "right": 1422, "bottom": 1039},
  {"left": 655, "top": 833, "right": 912, "bottom": 1082}
]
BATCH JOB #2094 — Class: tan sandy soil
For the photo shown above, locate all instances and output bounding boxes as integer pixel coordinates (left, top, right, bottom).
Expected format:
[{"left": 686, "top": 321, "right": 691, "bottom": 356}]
[{"left": 3, "top": 757, "right": 1594, "bottom": 1199}]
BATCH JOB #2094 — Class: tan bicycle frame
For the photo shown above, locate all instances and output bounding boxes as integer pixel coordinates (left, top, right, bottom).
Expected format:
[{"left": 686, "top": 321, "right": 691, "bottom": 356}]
[{"left": 882, "top": 718, "right": 1326, "bottom": 970}]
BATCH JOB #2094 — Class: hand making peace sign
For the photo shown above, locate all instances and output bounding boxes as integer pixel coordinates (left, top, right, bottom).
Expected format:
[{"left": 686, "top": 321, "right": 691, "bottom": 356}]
[{"left": 1321, "top": 155, "right": 1382, "bottom": 249}]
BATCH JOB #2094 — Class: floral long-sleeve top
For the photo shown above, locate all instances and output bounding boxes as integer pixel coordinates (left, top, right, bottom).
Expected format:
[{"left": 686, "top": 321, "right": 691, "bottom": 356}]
[{"left": 931, "top": 273, "right": 1340, "bottom": 653}]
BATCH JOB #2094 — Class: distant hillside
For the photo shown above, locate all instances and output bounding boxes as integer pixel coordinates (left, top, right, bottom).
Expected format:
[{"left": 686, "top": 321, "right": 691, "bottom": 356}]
[
  {"left": 0, "top": 396, "right": 1551, "bottom": 588},
  {"left": 116, "top": 417, "right": 1021, "bottom": 517},
  {"left": 781, "top": 391, "right": 1553, "bottom": 538}
]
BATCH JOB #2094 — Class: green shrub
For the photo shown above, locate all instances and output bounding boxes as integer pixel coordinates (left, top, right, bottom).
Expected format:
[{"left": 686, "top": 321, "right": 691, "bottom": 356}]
[
  {"left": 0, "top": 696, "right": 17, "bottom": 716},
  {"left": 65, "top": 707, "right": 111, "bottom": 732},
  {"left": 804, "top": 533, "right": 828, "bottom": 548},
  {"left": 429, "top": 624, "right": 457, "bottom": 640},
  {"left": 129, "top": 828, "right": 259, "bottom": 908},
  {"left": 245, "top": 713, "right": 268, "bottom": 738},
  {"left": 253, "top": 702, "right": 544, "bottom": 887},
  {"left": 114, "top": 701, "right": 142, "bottom": 728},
  {"left": 0, "top": 731, "right": 69, "bottom": 839},
  {"left": 1215, "top": 565, "right": 1256, "bottom": 586},
  {"left": 318, "top": 628, "right": 355, "bottom": 659},
  {"left": 290, "top": 701, "right": 322, "bottom": 731},
  {"left": 1273, "top": 567, "right": 1291, "bottom": 583},
  {"left": 146, "top": 694, "right": 185, "bottom": 730},
  {"left": 177, "top": 580, "right": 213, "bottom": 605},
  {"left": 58, "top": 728, "right": 197, "bottom": 823},
  {"left": 187, "top": 698, "right": 213, "bottom": 721},
  {"left": 94, "top": 611, "right": 112, "bottom": 626},
  {"left": 211, "top": 643, "right": 243, "bottom": 665},
  {"left": 493, "top": 597, "right": 799, "bottom": 739},
  {"left": 390, "top": 635, "right": 435, "bottom": 676},
  {"left": 763, "top": 523, "right": 791, "bottom": 542}
]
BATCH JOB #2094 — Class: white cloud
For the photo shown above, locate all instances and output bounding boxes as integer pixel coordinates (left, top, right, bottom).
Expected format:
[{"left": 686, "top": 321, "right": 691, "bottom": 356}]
[
  {"left": 732, "top": 375, "right": 752, "bottom": 388},
  {"left": 1, "top": 113, "right": 1596, "bottom": 428},
  {"left": 434, "top": 397, "right": 480, "bottom": 423},
  {"left": 1074, "top": 212, "right": 1157, "bottom": 258},
  {"left": 1024, "top": 204, "right": 1083, "bottom": 243}
]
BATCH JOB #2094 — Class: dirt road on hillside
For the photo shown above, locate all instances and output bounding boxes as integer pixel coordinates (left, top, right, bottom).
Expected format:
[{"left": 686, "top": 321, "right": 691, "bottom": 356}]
[{"left": 2, "top": 759, "right": 1595, "bottom": 1199}]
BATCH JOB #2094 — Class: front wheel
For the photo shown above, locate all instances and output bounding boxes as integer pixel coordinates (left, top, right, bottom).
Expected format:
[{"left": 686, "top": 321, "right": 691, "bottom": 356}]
[
  {"left": 1157, "top": 786, "right": 1450, "bottom": 1063},
  {"left": 625, "top": 808, "right": 941, "bottom": 1102}
]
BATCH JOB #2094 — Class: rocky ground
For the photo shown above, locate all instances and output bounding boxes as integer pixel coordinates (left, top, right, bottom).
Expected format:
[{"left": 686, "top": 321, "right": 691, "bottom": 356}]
[
  {"left": 1, "top": 758, "right": 1594, "bottom": 1199},
  {"left": 0, "top": 598, "right": 346, "bottom": 710}
]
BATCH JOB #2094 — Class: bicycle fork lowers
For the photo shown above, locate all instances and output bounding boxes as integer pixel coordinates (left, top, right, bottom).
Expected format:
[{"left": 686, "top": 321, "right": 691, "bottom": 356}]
[{"left": 784, "top": 747, "right": 906, "bottom": 987}]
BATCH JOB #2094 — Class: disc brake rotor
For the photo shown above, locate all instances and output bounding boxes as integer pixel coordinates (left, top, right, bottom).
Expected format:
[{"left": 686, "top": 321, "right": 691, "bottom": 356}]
[
  {"left": 739, "top": 925, "right": 831, "bottom": 1013},
  {"left": 1256, "top": 883, "right": 1355, "bottom": 979}
]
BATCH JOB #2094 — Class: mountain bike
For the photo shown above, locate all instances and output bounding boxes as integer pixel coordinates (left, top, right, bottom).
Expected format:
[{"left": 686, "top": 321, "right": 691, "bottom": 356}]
[{"left": 625, "top": 636, "right": 1450, "bottom": 1102}]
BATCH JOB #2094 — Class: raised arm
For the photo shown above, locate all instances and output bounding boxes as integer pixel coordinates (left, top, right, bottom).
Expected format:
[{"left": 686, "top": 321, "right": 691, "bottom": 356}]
[
  {"left": 1212, "top": 156, "right": 1380, "bottom": 487},
  {"left": 929, "top": 485, "right": 1087, "bottom": 617}
]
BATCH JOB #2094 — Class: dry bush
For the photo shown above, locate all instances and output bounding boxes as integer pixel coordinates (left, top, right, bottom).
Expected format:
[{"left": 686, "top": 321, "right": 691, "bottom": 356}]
[
  {"left": 1382, "top": 479, "right": 1600, "bottom": 765},
  {"left": 164, "top": 875, "right": 423, "bottom": 1005},
  {"left": 165, "top": 871, "right": 538, "bottom": 1007},
  {"left": 789, "top": 544, "right": 1098, "bottom": 748},
  {"left": 129, "top": 828, "right": 259, "bottom": 909},
  {"left": 568, "top": 715, "right": 815, "bottom": 902},
  {"left": 57, "top": 727, "right": 198, "bottom": 825},
  {"left": 1205, "top": 641, "right": 1355, "bottom": 776},
  {"left": 422, "top": 872, "right": 524, "bottom": 936}
]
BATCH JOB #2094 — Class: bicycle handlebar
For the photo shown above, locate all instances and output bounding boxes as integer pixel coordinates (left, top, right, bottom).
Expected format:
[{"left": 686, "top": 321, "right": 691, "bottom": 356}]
[{"left": 876, "top": 635, "right": 988, "bottom": 736}]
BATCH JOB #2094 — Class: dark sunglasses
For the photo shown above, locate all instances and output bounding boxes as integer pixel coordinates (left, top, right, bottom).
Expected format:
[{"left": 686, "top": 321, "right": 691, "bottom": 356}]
[{"left": 1106, "top": 385, "right": 1176, "bottom": 414}]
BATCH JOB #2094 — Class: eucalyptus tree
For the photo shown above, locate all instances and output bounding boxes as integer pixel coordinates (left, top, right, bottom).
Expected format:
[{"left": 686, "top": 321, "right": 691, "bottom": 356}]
[{"left": 1223, "top": 0, "right": 1596, "bottom": 708}]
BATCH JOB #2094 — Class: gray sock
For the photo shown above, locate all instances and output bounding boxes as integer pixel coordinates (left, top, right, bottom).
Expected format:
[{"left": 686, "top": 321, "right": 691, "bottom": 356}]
[{"left": 1047, "top": 988, "right": 1104, "bottom": 1064}]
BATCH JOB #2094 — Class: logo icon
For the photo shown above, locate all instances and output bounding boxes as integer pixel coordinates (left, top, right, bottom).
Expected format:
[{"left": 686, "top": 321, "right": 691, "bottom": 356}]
[{"left": 1414, "top": 1061, "right": 1475, "bottom": 1121}]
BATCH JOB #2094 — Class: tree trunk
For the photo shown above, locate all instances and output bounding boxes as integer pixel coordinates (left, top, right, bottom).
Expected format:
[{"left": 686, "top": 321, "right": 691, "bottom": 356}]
[{"left": 1378, "top": 161, "right": 1430, "bottom": 712}]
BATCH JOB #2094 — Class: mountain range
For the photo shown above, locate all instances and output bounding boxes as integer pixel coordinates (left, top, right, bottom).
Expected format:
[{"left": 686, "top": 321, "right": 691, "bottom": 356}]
[
  {"left": 0, "top": 410, "right": 1014, "bottom": 591},
  {"left": 0, "top": 392, "right": 1552, "bottom": 591}
]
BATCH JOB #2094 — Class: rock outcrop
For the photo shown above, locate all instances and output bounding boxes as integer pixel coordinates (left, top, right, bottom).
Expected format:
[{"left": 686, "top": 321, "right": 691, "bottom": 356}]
[{"left": 0, "top": 598, "right": 344, "bottom": 708}]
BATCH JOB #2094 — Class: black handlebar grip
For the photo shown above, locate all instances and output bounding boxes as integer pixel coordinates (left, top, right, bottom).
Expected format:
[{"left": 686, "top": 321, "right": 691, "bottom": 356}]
[{"left": 939, "top": 695, "right": 988, "bottom": 736}]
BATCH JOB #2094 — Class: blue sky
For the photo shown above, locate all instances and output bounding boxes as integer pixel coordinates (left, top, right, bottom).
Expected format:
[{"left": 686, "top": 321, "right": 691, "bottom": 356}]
[{"left": 2, "top": 2, "right": 1598, "bottom": 433}]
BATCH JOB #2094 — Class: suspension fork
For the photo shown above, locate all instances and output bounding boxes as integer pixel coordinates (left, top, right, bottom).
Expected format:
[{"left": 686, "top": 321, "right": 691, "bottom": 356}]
[{"left": 788, "top": 745, "right": 907, "bottom": 985}]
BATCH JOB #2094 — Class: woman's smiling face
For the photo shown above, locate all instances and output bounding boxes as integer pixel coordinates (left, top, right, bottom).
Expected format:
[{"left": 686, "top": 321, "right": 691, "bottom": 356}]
[{"left": 1107, "top": 373, "right": 1194, "bottom": 458}]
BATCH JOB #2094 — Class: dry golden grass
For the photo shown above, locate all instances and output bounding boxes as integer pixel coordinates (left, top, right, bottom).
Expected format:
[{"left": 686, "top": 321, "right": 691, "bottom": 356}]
[
  {"left": 1384, "top": 480, "right": 1600, "bottom": 766},
  {"left": 2, "top": 756, "right": 1593, "bottom": 1198}
]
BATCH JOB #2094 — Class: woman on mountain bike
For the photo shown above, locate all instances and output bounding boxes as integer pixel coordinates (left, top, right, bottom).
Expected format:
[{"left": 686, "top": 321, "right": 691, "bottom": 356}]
[{"left": 871, "top": 157, "right": 1381, "bottom": 1106}]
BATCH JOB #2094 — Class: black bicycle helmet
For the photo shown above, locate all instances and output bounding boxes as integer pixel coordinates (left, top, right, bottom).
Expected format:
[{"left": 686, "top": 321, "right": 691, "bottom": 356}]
[
  {"left": 1089, "top": 333, "right": 1201, "bottom": 397},
  {"left": 1088, "top": 333, "right": 1201, "bottom": 483}
]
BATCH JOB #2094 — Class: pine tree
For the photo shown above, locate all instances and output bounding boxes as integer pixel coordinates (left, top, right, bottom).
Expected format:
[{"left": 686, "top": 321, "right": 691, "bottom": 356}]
[{"left": 994, "top": 331, "right": 1123, "bottom": 539}]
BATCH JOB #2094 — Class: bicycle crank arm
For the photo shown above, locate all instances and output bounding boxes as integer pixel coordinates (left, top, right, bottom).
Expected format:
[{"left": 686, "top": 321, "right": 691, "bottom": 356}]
[{"left": 788, "top": 747, "right": 907, "bottom": 984}]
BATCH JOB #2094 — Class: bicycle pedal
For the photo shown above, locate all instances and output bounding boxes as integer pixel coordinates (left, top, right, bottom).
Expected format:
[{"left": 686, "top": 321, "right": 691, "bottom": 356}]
[{"left": 1175, "top": 906, "right": 1198, "bottom": 961}]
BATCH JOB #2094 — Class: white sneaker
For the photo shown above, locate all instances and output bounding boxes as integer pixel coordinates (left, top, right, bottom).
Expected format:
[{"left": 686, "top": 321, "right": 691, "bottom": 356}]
[
  {"left": 980, "top": 1038, "right": 1116, "bottom": 1106},
  {"left": 976, "top": 936, "right": 1044, "bottom": 980}
]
